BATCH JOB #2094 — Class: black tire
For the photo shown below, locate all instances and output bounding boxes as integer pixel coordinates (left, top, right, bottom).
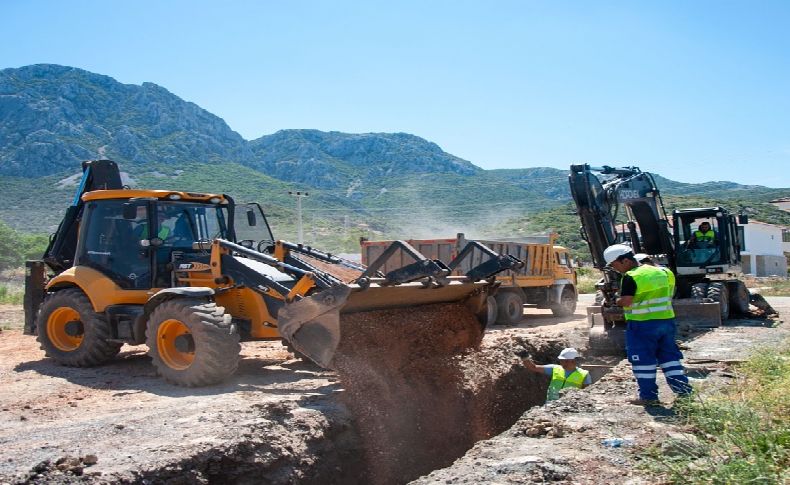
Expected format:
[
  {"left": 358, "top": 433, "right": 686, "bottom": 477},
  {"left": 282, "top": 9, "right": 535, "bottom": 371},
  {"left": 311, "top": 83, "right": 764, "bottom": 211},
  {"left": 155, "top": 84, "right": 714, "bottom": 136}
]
[
  {"left": 495, "top": 291, "right": 524, "bottom": 325},
  {"left": 146, "top": 299, "right": 240, "bottom": 387},
  {"left": 36, "top": 288, "right": 122, "bottom": 367},
  {"left": 729, "top": 281, "right": 750, "bottom": 314},
  {"left": 690, "top": 283, "right": 708, "bottom": 300},
  {"left": 551, "top": 286, "right": 577, "bottom": 317},
  {"left": 706, "top": 282, "right": 730, "bottom": 320}
]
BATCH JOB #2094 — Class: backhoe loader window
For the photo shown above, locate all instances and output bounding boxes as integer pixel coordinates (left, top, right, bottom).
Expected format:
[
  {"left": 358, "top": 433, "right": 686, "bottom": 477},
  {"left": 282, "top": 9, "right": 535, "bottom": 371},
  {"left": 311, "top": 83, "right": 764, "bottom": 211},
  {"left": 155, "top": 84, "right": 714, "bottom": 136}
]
[
  {"left": 80, "top": 201, "right": 152, "bottom": 289},
  {"left": 233, "top": 203, "right": 275, "bottom": 248}
]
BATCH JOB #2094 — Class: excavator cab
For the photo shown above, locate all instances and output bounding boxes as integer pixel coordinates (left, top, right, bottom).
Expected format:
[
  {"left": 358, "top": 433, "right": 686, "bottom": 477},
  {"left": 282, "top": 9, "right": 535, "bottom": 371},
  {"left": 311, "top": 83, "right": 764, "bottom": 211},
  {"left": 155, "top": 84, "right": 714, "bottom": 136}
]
[{"left": 673, "top": 208, "right": 742, "bottom": 275}]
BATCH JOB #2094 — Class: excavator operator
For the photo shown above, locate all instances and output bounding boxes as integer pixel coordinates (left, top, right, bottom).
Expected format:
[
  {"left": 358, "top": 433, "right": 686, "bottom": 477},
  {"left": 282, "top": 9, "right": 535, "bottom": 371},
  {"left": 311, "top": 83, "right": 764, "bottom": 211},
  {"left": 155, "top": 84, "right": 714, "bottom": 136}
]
[{"left": 688, "top": 222, "right": 716, "bottom": 249}]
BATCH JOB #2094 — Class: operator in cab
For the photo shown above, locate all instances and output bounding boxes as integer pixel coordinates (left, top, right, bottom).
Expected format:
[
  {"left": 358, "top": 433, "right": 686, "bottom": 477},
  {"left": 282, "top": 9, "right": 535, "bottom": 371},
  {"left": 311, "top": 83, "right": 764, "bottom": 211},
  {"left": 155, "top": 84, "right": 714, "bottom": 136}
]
[
  {"left": 519, "top": 347, "right": 590, "bottom": 402},
  {"left": 688, "top": 222, "right": 716, "bottom": 249},
  {"left": 604, "top": 244, "right": 692, "bottom": 406}
]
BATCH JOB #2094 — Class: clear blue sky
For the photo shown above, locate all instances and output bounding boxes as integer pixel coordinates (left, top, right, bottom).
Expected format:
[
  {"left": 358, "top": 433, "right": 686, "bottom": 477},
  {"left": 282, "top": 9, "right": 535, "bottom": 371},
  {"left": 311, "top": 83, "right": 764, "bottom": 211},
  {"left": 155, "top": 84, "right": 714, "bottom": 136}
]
[{"left": 3, "top": 1, "right": 789, "bottom": 187}]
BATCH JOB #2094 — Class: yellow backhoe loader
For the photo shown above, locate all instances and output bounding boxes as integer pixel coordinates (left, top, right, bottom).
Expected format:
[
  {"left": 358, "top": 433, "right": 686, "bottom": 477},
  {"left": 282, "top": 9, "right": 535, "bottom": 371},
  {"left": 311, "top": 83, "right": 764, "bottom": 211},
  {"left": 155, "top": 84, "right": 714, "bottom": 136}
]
[{"left": 24, "top": 160, "right": 520, "bottom": 386}]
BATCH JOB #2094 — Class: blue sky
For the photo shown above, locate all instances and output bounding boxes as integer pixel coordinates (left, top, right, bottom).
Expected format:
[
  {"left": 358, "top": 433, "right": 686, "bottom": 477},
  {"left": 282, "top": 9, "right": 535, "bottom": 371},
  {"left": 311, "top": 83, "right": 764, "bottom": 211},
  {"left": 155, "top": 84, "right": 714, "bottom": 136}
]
[{"left": 2, "top": 1, "right": 789, "bottom": 187}]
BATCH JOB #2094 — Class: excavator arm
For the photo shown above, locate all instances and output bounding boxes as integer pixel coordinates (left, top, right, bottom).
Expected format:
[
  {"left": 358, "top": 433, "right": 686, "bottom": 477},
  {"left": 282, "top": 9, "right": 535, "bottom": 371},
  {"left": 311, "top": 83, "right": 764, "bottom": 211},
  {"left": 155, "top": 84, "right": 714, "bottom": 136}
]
[{"left": 568, "top": 163, "right": 674, "bottom": 271}]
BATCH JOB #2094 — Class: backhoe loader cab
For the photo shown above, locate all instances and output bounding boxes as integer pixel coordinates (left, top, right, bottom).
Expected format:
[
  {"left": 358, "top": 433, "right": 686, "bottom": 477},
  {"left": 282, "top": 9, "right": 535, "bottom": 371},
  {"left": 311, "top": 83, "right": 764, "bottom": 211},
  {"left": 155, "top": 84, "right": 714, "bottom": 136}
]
[{"left": 26, "top": 160, "right": 506, "bottom": 386}]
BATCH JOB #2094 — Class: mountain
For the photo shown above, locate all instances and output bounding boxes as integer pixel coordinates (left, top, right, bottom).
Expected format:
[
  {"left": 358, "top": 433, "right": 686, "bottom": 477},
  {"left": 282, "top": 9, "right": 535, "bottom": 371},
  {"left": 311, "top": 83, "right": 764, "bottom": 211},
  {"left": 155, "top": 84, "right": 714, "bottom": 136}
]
[
  {"left": 0, "top": 64, "right": 249, "bottom": 177},
  {"left": 0, "top": 64, "right": 787, "bottom": 253},
  {"left": 248, "top": 130, "right": 480, "bottom": 190}
]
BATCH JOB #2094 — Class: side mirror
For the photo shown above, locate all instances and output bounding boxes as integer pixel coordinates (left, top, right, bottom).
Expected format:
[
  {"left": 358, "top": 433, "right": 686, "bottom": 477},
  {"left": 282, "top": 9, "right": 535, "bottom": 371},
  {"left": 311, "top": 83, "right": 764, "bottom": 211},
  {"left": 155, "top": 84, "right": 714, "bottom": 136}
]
[
  {"left": 123, "top": 203, "right": 138, "bottom": 220},
  {"left": 246, "top": 209, "right": 257, "bottom": 226},
  {"left": 738, "top": 214, "right": 749, "bottom": 224}
]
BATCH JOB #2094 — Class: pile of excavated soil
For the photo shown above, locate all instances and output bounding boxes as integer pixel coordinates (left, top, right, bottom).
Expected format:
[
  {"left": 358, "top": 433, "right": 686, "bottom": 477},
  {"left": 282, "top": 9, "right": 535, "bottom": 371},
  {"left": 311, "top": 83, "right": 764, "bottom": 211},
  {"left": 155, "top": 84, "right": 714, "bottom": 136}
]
[{"left": 331, "top": 303, "right": 564, "bottom": 485}]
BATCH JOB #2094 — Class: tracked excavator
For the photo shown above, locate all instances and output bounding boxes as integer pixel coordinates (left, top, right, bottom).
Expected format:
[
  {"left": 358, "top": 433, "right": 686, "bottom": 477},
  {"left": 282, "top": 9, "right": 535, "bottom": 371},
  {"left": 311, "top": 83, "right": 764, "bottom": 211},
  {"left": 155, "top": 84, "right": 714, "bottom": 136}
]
[
  {"left": 24, "top": 160, "right": 519, "bottom": 386},
  {"left": 568, "top": 164, "right": 754, "bottom": 355}
]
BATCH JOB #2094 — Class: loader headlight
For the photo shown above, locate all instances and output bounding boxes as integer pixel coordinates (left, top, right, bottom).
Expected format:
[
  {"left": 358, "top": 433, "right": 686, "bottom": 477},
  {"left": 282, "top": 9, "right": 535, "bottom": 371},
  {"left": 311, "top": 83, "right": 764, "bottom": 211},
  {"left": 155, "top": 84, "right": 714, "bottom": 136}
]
[
  {"left": 168, "top": 194, "right": 182, "bottom": 200},
  {"left": 209, "top": 197, "right": 221, "bottom": 204}
]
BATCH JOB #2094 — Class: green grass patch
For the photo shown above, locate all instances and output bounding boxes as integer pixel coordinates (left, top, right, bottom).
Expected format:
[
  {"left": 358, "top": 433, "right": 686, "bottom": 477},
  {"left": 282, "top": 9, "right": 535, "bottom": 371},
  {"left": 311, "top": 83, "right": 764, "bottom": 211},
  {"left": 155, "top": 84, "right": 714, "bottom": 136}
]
[
  {"left": 752, "top": 278, "right": 790, "bottom": 297},
  {"left": 0, "top": 285, "right": 23, "bottom": 305},
  {"left": 575, "top": 266, "right": 601, "bottom": 294},
  {"left": 641, "top": 339, "right": 790, "bottom": 484}
]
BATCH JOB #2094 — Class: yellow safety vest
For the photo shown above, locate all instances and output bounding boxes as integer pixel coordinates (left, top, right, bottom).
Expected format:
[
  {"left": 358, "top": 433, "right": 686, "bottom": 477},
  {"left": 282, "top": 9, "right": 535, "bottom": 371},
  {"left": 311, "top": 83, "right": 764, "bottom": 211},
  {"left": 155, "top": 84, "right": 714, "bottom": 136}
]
[
  {"left": 139, "top": 225, "right": 170, "bottom": 239},
  {"left": 622, "top": 265, "right": 675, "bottom": 321},
  {"left": 694, "top": 229, "right": 715, "bottom": 243},
  {"left": 547, "top": 366, "right": 589, "bottom": 401}
]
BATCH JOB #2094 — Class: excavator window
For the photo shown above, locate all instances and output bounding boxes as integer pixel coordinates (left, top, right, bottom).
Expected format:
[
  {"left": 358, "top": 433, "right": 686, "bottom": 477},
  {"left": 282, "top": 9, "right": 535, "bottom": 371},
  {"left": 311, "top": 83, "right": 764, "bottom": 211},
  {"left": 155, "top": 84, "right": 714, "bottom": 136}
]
[{"left": 676, "top": 217, "right": 723, "bottom": 266}]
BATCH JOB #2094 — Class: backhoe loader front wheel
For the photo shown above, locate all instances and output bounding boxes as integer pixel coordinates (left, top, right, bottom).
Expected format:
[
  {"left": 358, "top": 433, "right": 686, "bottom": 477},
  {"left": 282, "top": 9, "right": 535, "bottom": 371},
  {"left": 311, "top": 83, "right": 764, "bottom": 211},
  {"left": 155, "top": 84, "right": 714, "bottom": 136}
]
[
  {"left": 37, "top": 288, "right": 122, "bottom": 367},
  {"left": 146, "top": 299, "right": 240, "bottom": 387}
]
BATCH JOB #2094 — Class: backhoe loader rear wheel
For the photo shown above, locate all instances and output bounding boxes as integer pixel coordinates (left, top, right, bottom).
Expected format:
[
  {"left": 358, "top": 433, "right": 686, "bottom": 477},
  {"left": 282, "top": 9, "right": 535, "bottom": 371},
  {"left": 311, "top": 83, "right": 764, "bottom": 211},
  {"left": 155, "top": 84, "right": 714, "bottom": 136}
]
[
  {"left": 37, "top": 288, "right": 122, "bottom": 367},
  {"left": 551, "top": 286, "right": 577, "bottom": 317},
  {"left": 729, "top": 281, "right": 750, "bottom": 314},
  {"left": 495, "top": 291, "right": 524, "bottom": 325},
  {"left": 690, "top": 283, "right": 708, "bottom": 299},
  {"left": 146, "top": 299, "right": 240, "bottom": 387},
  {"left": 706, "top": 282, "right": 730, "bottom": 320}
]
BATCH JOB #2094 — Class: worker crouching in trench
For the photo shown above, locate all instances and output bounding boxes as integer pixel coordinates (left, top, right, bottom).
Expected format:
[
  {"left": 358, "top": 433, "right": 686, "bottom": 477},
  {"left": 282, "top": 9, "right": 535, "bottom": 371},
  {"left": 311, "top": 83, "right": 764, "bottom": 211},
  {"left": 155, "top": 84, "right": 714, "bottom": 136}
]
[{"left": 518, "top": 347, "right": 590, "bottom": 402}]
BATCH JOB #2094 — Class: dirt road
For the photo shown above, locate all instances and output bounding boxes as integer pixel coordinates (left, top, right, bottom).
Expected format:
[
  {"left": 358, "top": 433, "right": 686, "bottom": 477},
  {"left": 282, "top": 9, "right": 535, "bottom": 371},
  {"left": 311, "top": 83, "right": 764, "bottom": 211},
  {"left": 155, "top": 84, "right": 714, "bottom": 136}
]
[{"left": 0, "top": 296, "right": 786, "bottom": 484}]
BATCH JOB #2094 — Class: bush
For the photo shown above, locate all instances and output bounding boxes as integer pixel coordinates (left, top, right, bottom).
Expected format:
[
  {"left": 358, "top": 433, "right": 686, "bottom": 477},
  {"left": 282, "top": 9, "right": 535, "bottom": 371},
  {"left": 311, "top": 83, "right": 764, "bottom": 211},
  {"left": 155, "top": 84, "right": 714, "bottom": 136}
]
[
  {"left": 0, "top": 285, "right": 23, "bottom": 305},
  {"left": 0, "top": 221, "right": 48, "bottom": 271}
]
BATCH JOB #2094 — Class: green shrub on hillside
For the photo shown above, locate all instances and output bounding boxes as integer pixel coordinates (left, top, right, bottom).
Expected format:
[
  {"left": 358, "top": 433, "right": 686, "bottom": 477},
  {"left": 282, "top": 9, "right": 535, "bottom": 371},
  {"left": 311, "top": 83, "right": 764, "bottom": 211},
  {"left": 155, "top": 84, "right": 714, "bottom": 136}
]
[{"left": 0, "top": 221, "right": 49, "bottom": 271}]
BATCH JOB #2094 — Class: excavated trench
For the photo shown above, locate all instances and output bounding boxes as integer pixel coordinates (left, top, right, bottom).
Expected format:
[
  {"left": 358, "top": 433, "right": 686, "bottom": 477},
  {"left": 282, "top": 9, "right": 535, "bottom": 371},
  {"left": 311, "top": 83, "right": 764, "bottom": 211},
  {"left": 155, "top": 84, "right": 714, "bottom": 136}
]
[{"left": 123, "top": 306, "right": 600, "bottom": 485}]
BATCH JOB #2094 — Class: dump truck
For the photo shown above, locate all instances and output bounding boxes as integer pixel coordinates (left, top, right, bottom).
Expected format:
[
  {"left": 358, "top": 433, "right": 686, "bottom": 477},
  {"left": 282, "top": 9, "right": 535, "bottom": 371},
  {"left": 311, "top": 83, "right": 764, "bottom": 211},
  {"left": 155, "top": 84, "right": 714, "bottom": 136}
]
[
  {"left": 360, "top": 233, "right": 577, "bottom": 325},
  {"left": 568, "top": 163, "right": 754, "bottom": 354},
  {"left": 24, "top": 160, "right": 520, "bottom": 386}
]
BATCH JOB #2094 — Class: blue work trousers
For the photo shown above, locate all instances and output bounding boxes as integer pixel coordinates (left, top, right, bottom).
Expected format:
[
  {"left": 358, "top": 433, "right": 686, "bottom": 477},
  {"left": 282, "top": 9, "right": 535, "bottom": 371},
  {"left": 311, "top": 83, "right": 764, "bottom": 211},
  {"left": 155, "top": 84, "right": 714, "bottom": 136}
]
[{"left": 625, "top": 318, "right": 692, "bottom": 400}]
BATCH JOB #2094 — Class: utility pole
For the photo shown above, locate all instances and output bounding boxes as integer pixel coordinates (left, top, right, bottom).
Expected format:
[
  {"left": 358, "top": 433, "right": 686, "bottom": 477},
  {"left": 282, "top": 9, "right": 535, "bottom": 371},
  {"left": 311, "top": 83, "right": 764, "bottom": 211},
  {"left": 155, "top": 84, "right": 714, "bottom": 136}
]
[{"left": 288, "top": 191, "right": 309, "bottom": 244}]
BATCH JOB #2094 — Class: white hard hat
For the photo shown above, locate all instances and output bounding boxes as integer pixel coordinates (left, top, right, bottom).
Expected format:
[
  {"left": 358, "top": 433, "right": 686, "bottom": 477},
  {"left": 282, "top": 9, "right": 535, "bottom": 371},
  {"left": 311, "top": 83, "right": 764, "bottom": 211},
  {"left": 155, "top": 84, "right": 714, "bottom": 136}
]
[
  {"left": 558, "top": 347, "right": 579, "bottom": 360},
  {"left": 633, "top": 253, "right": 650, "bottom": 262},
  {"left": 603, "top": 244, "right": 634, "bottom": 265}
]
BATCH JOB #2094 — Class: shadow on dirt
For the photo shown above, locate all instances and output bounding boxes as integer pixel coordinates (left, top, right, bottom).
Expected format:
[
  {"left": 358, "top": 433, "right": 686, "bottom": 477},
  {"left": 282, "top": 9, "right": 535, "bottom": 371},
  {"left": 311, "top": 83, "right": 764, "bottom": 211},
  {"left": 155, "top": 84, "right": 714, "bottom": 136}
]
[{"left": 13, "top": 351, "right": 336, "bottom": 398}]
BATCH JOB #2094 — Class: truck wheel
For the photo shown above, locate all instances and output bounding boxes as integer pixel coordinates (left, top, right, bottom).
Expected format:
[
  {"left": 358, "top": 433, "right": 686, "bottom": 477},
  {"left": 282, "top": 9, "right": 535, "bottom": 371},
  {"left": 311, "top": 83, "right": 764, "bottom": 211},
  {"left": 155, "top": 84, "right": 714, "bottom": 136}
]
[
  {"left": 706, "top": 283, "right": 730, "bottom": 320},
  {"left": 484, "top": 296, "right": 498, "bottom": 326},
  {"left": 146, "top": 299, "right": 240, "bottom": 387},
  {"left": 37, "top": 288, "right": 122, "bottom": 366},
  {"left": 690, "top": 283, "right": 708, "bottom": 299},
  {"left": 551, "top": 286, "right": 577, "bottom": 317},
  {"left": 729, "top": 281, "right": 750, "bottom": 314},
  {"left": 495, "top": 292, "right": 524, "bottom": 325}
]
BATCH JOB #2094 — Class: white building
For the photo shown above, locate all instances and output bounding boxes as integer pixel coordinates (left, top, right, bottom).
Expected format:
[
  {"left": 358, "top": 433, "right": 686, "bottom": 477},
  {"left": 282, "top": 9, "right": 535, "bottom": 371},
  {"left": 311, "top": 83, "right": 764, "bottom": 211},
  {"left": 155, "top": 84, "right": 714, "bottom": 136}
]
[
  {"left": 769, "top": 197, "right": 790, "bottom": 253},
  {"left": 738, "top": 220, "right": 787, "bottom": 276}
]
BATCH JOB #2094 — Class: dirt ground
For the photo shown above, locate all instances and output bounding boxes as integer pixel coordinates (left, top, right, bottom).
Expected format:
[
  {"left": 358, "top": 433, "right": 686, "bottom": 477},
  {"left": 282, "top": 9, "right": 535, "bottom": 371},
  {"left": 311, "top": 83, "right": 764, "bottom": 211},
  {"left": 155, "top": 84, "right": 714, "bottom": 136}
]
[{"left": 0, "top": 295, "right": 787, "bottom": 484}]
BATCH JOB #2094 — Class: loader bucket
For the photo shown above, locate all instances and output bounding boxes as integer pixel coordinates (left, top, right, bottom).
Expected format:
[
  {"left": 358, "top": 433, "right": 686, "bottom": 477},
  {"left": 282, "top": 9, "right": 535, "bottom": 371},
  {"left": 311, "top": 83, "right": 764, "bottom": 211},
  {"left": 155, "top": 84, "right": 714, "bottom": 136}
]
[{"left": 277, "top": 278, "right": 493, "bottom": 368}]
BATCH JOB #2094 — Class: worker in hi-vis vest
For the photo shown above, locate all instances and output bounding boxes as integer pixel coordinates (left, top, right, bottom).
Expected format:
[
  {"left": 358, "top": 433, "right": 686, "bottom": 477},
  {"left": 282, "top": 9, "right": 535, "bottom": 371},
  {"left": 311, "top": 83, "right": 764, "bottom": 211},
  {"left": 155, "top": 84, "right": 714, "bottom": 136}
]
[
  {"left": 604, "top": 244, "right": 693, "bottom": 406},
  {"left": 688, "top": 221, "right": 716, "bottom": 248},
  {"left": 519, "top": 347, "right": 590, "bottom": 401}
]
